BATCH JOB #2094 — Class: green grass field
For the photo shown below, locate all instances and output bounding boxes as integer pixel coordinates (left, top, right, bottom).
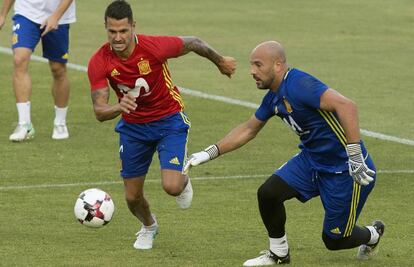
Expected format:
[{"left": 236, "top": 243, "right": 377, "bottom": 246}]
[{"left": 0, "top": 0, "right": 413, "bottom": 266}]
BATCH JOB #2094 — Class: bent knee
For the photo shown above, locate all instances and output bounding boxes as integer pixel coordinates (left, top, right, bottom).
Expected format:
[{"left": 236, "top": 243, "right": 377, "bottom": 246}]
[
  {"left": 125, "top": 191, "right": 144, "bottom": 204},
  {"left": 322, "top": 232, "right": 343, "bottom": 250},
  {"left": 257, "top": 182, "right": 273, "bottom": 200},
  {"left": 257, "top": 178, "right": 283, "bottom": 202},
  {"left": 162, "top": 173, "right": 186, "bottom": 196},
  {"left": 163, "top": 184, "right": 182, "bottom": 196}
]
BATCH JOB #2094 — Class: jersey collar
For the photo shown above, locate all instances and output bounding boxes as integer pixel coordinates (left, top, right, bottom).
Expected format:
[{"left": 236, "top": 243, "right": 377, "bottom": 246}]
[{"left": 283, "top": 67, "right": 291, "bottom": 80}]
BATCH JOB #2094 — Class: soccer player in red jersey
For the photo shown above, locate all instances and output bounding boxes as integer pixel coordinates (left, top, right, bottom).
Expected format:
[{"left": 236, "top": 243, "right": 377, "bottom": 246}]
[{"left": 87, "top": 0, "right": 236, "bottom": 250}]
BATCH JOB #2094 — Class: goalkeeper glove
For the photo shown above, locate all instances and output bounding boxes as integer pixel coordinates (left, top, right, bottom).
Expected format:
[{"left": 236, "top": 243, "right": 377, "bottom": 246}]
[
  {"left": 346, "top": 143, "right": 375, "bottom": 186},
  {"left": 183, "top": 144, "right": 220, "bottom": 173}
]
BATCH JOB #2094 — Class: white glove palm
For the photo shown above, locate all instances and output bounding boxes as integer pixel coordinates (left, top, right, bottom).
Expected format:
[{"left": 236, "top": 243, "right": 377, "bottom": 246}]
[
  {"left": 346, "top": 143, "right": 375, "bottom": 186},
  {"left": 183, "top": 145, "right": 219, "bottom": 173}
]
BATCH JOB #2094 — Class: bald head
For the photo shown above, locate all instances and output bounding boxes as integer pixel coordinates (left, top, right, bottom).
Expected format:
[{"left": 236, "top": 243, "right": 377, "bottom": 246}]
[
  {"left": 249, "top": 41, "right": 288, "bottom": 91},
  {"left": 251, "top": 41, "right": 286, "bottom": 63}
]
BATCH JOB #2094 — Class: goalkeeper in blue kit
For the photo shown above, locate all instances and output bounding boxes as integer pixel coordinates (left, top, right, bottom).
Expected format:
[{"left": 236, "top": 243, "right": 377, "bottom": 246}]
[{"left": 184, "top": 41, "right": 384, "bottom": 266}]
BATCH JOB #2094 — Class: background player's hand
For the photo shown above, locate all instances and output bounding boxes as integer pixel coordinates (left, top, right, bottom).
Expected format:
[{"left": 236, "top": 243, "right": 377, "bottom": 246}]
[
  {"left": 0, "top": 15, "right": 6, "bottom": 30},
  {"left": 40, "top": 14, "right": 59, "bottom": 36},
  {"left": 217, "top": 56, "right": 236, "bottom": 78},
  {"left": 119, "top": 93, "right": 137, "bottom": 114},
  {"left": 183, "top": 144, "right": 220, "bottom": 173},
  {"left": 346, "top": 143, "right": 375, "bottom": 186}
]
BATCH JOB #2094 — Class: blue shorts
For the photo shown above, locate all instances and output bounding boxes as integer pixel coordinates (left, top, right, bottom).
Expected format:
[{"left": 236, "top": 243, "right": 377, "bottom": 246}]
[
  {"left": 275, "top": 151, "right": 376, "bottom": 239},
  {"left": 12, "top": 14, "right": 70, "bottom": 63},
  {"left": 115, "top": 112, "right": 191, "bottom": 178}
]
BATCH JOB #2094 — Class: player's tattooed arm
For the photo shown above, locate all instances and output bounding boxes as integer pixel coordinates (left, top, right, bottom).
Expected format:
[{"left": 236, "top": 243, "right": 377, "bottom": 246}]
[
  {"left": 91, "top": 88, "right": 137, "bottom": 122},
  {"left": 180, "top": 36, "right": 222, "bottom": 63},
  {"left": 180, "top": 36, "right": 236, "bottom": 78},
  {"left": 91, "top": 88, "right": 121, "bottom": 122}
]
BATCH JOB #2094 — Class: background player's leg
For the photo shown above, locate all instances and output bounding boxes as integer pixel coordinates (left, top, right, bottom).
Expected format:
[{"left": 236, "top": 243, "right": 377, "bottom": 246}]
[
  {"left": 13, "top": 47, "right": 32, "bottom": 104},
  {"left": 49, "top": 61, "right": 70, "bottom": 109},
  {"left": 49, "top": 61, "right": 70, "bottom": 139},
  {"left": 9, "top": 47, "right": 36, "bottom": 141},
  {"left": 42, "top": 23, "right": 70, "bottom": 139}
]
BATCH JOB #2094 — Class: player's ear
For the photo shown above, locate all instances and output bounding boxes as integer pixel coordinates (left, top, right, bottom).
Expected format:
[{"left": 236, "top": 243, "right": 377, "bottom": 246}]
[{"left": 273, "top": 60, "right": 281, "bottom": 70}]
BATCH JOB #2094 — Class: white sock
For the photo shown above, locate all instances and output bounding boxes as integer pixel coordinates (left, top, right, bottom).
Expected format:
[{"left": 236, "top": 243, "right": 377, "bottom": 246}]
[
  {"left": 17, "top": 102, "right": 31, "bottom": 125},
  {"left": 54, "top": 106, "right": 68, "bottom": 125},
  {"left": 269, "top": 234, "right": 289, "bottom": 257},
  {"left": 366, "top": 226, "right": 379, "bottom": 245},
  {"left": 144, "top": 222, "right": 158, "bottom": 231},
  {"left": 144, "top": 214, "right": 158, "bottom": 230}
]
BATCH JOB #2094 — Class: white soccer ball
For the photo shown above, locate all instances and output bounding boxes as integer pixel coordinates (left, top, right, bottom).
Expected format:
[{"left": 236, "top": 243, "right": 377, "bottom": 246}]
[{"left": 74, "top": 188, "right": 115, "bottom": 228}]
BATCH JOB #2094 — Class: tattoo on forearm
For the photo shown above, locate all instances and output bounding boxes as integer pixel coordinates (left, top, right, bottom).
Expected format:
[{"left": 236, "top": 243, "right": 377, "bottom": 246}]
[
  {"left": 91, "top": 88, "right": 109, "bottom": 104},
  {"left": 182, "top": 37, "right": 222, "bottom": 65}
]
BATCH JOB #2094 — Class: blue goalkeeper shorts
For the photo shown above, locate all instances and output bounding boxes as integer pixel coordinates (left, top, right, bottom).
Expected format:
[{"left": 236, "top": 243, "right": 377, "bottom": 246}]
[
  {"left": 115, "top": 112, "right": 191, "bottom": 178},
  {"left": 275, "top": 151, "right": 376, "bottom": 239},
  {"left": 12, "top": 14, "right": 70, "bottom": 63}
]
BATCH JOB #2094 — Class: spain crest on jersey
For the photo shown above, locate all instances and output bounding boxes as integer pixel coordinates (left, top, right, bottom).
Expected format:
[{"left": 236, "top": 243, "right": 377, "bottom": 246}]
[
  {"left": 111, "top": 68, "right": 120, "bottom": 77},
  {"left": 137, "top": 60, "right": 151, "bottom": 75},
  {"left": 283, "top": 98, "right": 293, "bottom": 113},
  {"left": 12, "top": 33, "right": 18, "bottom": 45}
]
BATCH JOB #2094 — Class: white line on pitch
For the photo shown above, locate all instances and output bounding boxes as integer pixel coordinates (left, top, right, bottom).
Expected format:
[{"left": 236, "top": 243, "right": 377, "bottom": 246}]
[
  {"left": 0, "top": 170, "right": 412, "bottom": 191},
  {"left": 377, "top": 170, "right": 414, "bottom": 174},
  {"left": 0, "top": 174, "right": 266, "bottom": 190},
  {"left": 1, "top": 46, "right": 413, "bottom": 147}
]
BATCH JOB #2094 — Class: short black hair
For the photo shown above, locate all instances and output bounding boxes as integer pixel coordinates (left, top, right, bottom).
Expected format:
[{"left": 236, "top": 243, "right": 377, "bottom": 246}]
[{"left": 105, "top": 0, "right": 133, "bottom": 24}]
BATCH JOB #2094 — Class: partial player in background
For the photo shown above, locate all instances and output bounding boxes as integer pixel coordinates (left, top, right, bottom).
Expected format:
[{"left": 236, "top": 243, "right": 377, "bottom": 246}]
[
  {"left": 185, "top": 41, "right": 383, "bottom": 265},
  {"left": 87, "top": 0, "right": 236, "bottom": 250},
  {"left": 0, "top": 0, "right": 76, "bottom": 141}
]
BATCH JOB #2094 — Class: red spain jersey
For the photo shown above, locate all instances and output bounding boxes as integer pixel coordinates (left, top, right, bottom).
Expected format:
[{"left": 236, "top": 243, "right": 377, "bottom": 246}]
[{"left": 87, "top": 34, "right": 184, "bottom": 123}]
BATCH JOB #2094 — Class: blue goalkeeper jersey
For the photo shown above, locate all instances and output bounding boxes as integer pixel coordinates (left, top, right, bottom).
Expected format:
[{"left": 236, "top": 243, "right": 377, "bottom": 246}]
[{"left": 255, "top": 68, "right": 367, "bottom": 173}]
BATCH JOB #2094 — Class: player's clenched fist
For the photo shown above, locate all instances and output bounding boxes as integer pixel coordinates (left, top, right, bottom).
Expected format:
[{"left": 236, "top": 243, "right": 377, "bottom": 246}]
[
  {"left": 218, "top": 56, "right": 237, "bottom": 78},
  {"left": 119, "top": 93, "right": 137, "bottom": 114}
]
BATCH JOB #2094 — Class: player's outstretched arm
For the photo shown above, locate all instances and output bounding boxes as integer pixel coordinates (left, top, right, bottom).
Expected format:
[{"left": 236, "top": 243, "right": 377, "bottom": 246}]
[
  {"left": 184, "top": 115, "right": 266, "bottom": 173},
  {"left": 91, "top": 87, "right": 137, "bottom": 122},
  {"left": 179, "top": 36, "right": 236, "bottom": 78},
  {"left": 319, "top": 88, "right": 375, "bottom": 186}
]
